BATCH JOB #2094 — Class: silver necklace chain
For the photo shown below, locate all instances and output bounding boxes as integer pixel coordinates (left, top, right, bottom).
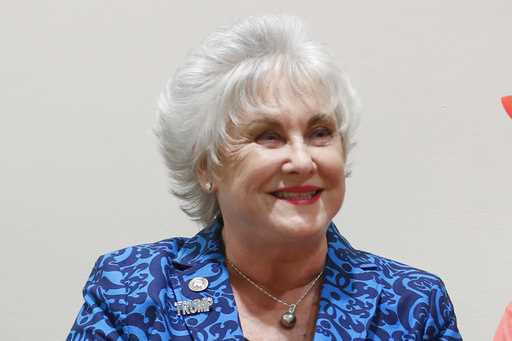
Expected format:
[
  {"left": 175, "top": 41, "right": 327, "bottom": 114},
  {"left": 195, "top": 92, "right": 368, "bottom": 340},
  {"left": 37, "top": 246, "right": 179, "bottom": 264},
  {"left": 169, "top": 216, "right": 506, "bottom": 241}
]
[{"left": 226, "top": 259, "right": 324, "bottom": 309}]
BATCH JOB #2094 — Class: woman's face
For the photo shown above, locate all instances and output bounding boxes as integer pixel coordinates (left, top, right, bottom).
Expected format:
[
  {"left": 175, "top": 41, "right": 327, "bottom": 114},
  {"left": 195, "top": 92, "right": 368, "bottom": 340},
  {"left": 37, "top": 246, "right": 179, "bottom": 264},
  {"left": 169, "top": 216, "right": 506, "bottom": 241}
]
[{"left": 215, "top": 97, "right": 346, "bottom": 245}]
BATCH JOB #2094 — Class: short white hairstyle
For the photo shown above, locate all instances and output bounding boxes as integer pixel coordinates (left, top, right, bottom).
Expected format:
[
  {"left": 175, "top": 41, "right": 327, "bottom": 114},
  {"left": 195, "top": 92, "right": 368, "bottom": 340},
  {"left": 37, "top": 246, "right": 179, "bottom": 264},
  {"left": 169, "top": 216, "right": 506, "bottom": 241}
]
[{"left": 155, "top": 14, "right": 360, "bottom": 226}]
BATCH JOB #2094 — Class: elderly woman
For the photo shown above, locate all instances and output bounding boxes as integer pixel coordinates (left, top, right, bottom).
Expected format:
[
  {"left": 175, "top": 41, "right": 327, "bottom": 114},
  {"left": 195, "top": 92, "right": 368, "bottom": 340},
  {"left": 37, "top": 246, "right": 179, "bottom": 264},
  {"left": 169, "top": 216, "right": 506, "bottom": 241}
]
[{"left": 68, "top": 15, "right": 461, "bottom": 340}]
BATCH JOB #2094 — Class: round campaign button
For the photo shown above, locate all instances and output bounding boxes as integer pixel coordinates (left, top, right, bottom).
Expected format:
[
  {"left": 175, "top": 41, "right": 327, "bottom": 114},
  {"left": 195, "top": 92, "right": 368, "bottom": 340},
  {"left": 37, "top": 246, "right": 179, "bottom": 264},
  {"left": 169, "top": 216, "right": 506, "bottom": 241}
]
[{"left": 188, "top": 277, "right": 209, "bottom": 292}]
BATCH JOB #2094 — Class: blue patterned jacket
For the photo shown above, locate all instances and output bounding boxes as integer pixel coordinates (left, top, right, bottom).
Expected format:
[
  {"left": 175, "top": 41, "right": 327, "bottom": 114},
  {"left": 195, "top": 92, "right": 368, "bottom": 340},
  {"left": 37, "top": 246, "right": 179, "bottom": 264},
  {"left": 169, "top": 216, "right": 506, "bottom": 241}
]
[{"left": 68, "top": 221, "right": 462, "bottom": 340}]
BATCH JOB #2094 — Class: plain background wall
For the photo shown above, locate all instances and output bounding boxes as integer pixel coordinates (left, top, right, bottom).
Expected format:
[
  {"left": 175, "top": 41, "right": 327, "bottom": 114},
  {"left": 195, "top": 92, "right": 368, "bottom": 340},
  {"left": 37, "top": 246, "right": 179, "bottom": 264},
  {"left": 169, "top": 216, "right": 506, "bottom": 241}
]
[{"left": 1, "top": 1, "right": 511, "bottom": 339}]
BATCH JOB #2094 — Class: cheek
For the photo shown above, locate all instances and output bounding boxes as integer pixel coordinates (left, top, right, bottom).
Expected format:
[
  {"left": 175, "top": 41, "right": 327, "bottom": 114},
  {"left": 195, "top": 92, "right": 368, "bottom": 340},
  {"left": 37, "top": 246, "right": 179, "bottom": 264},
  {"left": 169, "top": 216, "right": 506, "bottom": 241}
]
[
  {"left": 317, "top": 148, "right": 345, "bottom": 182},
  {"left": 321, "top": 156, "right": 346, "bottom": 213},
  {"left": 224, "top": 147, "right": 283, "bottom": 190}
]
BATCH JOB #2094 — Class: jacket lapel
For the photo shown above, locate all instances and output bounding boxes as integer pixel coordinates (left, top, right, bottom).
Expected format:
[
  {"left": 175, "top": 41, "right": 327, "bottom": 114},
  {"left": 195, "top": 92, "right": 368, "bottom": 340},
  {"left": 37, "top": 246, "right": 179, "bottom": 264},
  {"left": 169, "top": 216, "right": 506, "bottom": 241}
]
[
  {"left": 314, "top": 223, "right": 382, "bottom": 340},
  {"left": 168, "top": 221, "right": 244, "bottom": 341}
]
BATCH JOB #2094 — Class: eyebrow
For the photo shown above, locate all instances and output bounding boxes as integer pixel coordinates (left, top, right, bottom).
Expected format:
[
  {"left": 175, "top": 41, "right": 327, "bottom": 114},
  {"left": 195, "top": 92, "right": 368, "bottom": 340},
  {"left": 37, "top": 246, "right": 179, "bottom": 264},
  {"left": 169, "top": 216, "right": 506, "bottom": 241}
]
[
  {"left": 243, "top": 112, "right": 336, "bottom": 129},
  {"left": 308, "top": 113, "right": 337, "bottom": 127}
]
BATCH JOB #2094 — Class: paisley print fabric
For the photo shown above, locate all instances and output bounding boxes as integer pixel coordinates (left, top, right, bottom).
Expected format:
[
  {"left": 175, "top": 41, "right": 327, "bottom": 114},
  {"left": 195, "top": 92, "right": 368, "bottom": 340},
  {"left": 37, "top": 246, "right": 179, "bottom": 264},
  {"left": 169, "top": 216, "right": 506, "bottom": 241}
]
[{"left": 68, "top": 221, "right": 462, "bottom": 340}]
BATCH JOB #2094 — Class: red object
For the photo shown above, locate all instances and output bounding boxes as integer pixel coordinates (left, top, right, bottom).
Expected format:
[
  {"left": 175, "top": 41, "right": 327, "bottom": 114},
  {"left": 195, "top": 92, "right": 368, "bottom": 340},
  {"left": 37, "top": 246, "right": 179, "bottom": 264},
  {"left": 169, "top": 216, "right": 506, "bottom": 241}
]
[
  {"left": 502, "top": 96, "right": 512, "bottom": 119},
  {"left": 494, "top": 303, "right": 512, "bottom": 341}
]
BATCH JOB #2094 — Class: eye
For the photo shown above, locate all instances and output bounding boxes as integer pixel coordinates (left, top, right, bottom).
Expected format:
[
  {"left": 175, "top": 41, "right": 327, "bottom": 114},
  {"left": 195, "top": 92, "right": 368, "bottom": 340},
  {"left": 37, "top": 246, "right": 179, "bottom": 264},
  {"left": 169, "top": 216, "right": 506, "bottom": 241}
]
[
  {"left": 255, "top": 131, "right": 284, "bottom": 147},
  {"left": 309, "top": 127, "right": 334, "bottom": 145}
]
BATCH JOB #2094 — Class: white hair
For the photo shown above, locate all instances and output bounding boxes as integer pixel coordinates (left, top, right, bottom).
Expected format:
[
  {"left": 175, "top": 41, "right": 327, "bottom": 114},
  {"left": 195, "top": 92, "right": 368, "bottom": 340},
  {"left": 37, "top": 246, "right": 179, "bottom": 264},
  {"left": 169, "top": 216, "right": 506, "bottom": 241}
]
[{"left": 154, "top": 14, "right": 360, "bottom": 226}]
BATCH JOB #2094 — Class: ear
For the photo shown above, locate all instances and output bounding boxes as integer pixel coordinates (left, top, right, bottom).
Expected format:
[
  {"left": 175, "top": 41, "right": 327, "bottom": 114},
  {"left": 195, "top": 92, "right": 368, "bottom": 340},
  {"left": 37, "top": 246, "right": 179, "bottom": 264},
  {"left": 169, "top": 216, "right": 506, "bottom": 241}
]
[{"left": 195, "top": 155, "right": 214, "bottom": 192}]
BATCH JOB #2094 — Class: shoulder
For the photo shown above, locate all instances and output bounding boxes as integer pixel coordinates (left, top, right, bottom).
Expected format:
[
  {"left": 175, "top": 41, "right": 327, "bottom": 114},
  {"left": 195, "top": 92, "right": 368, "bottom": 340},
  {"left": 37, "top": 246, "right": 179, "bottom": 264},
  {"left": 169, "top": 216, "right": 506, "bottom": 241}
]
[
  {"left": 94, "top": 235, "right": 187, "bottom": 271},
  {"left": 327, "top": 224, "right": 446, "bottom": 287},
  {"left": 347, "top": 247, "right": 451, "bottom": 308},
  {"left": 88, "top": 236, "right": 190, "bottom": 296},
  {"left": 69, "top": 236, "right": 199, "bottom": 339},
  {"left": 356, "top": 248, "right": 446, "bottom": 286},
  {"left": 351, "top": 249, "right": 460, "bottom": 338},
  {"left": 84, "top": 235, "right": 192, "bottom": 310}
]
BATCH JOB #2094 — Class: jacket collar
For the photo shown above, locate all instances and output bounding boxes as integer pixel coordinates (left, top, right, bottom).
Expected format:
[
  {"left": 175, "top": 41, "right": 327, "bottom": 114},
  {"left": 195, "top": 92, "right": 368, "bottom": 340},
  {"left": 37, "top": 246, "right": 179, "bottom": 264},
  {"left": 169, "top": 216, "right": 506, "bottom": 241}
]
[
  {"left": 173, "top": 219, "right": 226, "bottom": 268},
  {"left": 169, "top": 220, "right": 382, "bottom": 340}
]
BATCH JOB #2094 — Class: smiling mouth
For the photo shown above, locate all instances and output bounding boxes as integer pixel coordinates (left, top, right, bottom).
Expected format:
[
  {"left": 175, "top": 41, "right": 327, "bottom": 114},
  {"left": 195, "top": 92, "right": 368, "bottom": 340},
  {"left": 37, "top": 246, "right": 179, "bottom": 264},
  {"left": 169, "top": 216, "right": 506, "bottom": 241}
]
[
  {"left": 270, "top": 189, "right": 323, "bottom": 204},
  {"left": 272, "top": 190, "right": 322, "bottom": 199}
]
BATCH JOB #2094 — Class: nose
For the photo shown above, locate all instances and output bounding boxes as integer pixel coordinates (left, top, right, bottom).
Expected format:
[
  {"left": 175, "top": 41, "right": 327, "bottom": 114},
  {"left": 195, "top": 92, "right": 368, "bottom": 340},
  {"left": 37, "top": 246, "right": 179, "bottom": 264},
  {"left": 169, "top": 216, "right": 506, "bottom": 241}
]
[{"left": 281, "top": 141, "right": 316, "bottom": 175}]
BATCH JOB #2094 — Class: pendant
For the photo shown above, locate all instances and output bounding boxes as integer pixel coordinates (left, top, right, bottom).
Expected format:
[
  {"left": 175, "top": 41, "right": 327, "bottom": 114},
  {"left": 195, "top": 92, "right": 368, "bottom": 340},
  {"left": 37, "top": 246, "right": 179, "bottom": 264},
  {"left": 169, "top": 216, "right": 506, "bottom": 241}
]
[{"left": 280, "top": 304, "right": 296, "bottom": 328}]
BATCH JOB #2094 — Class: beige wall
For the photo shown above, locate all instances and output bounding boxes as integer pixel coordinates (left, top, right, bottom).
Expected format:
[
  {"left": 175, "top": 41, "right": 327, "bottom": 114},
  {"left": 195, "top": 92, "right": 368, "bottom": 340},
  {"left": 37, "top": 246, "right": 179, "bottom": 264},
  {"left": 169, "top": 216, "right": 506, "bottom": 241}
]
[{"left": 1, "top": 1, "right": 511, "bottom": 339}]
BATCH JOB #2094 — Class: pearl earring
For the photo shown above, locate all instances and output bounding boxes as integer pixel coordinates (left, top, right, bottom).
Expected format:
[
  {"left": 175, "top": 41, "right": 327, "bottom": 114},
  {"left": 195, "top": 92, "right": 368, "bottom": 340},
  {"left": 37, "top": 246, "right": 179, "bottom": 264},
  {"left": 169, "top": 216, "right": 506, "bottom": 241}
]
[{"left": 206, "top": 182, "right": 213, "bottom": 193}]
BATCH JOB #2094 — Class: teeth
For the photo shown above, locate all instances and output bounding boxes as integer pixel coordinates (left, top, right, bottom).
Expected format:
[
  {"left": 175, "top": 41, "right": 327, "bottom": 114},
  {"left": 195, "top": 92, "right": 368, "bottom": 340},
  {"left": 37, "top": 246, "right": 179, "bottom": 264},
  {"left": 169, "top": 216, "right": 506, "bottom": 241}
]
[{"left": 273, "top": 191, "right": 318, "bottom": 199}]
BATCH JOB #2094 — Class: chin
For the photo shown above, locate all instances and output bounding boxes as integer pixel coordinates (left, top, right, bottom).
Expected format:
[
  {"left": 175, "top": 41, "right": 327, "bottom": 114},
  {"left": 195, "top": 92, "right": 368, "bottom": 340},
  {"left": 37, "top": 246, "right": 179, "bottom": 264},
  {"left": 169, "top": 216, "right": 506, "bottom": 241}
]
[{"left": 271, "top": 214, "right": 329, "bottom": 238}]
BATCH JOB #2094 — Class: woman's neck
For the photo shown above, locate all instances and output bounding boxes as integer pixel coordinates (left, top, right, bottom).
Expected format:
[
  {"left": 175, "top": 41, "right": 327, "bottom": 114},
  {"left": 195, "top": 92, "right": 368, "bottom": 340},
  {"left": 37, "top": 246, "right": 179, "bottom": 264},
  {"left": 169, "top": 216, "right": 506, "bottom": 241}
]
[{"left": 221, "top": 222, "right": 328, "bottom": 293}]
